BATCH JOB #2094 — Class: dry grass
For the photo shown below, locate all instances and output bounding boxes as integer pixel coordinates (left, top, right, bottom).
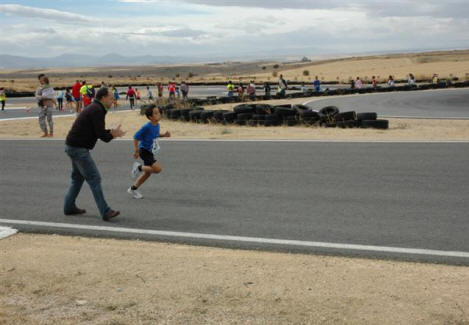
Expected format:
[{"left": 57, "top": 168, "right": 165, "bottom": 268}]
[
  {"left": 1, "top": 233, "right": 468, "bottom": 324},
  {"left": 2, "top": 50, "right": 469, "bottom": 92}
]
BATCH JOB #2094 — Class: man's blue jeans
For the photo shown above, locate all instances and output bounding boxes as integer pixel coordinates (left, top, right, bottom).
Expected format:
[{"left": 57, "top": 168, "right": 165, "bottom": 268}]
[{"left": 64, "top": 145, "right": 110, "bottom": 217}]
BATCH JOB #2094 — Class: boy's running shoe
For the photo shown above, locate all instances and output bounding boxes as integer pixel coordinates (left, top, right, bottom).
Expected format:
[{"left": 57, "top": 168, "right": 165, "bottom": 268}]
[
  {"left": 127, "top": 187, "right": 143, "bottom": 199},
  {"left": 131, "top": 161, "right": 142, "bottom": 179}
]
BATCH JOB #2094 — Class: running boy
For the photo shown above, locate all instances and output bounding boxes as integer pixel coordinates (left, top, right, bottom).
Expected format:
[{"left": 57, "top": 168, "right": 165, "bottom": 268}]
[{"left": 128, "top": 104, "right": 170, "bottom": 199}]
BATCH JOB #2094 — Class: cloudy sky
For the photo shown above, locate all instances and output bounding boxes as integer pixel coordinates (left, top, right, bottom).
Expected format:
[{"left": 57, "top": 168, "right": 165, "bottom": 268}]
[{"left": 1, "top": 0, "right": 468, "bottom": 59}]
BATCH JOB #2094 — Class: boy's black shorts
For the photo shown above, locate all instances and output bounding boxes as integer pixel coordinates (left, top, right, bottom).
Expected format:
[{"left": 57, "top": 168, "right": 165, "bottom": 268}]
[{"left": 139, "top": 148, "right": 156, "bottom": 166}]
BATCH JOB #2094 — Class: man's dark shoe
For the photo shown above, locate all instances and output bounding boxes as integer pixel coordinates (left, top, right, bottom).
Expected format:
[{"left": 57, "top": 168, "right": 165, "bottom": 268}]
[
  {"left": 64, "top": 208, "right": 86, "bottom": 216},
  {"left": 103, "top": 210, "right": 120, "bottom": 221}
]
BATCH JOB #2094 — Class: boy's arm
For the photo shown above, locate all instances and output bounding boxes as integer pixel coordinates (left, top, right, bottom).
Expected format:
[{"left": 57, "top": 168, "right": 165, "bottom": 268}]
[{"left": 160, "top": 130, "right": 171, "bottom": 137}]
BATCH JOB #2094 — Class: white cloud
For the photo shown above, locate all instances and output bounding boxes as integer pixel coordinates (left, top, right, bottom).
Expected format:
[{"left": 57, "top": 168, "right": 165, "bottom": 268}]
[{"left": 0, "top": 4, "right": 94, "bottom": 23}]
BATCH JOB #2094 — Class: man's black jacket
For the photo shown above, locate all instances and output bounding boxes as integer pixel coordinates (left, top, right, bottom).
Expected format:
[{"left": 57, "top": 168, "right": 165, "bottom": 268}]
[{"left": 66, "top": 100, "right": 113, "bottom": 149}]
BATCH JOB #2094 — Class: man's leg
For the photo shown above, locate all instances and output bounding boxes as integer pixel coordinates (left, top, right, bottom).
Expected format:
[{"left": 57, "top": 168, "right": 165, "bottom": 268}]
[
  {"left": 73, "top": 150, "right": 111, "bottom": 217},
  {"left": 64, "top": 159, "right": 85, "bottom": 214}
]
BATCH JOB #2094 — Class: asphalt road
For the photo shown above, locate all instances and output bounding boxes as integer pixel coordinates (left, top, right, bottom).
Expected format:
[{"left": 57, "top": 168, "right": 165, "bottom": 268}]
[
  {"left": 305, "top": 88, "right": 469, "bottom": 118},
  {"left": 1, "top": 139, "right": 468, "bottom": 265}
]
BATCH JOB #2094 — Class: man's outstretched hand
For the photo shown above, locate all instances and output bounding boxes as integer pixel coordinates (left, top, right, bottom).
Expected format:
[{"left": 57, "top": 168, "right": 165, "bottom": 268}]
[{"left": 111, "top": 124, "right": 126, "bottom": 138}]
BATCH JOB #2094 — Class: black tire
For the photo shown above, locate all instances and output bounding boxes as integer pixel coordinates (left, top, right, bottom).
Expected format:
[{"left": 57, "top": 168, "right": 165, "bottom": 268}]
[
  {"left": 233, "top": 104, "right": 255, "bottom": 114},
  {"left": 254, "top": 104, "right": 273, "bottom": 114},
  {"left": 247, "top": 120, "right": 258, "bottom": 127},
  {"left": 200, "top": 110, "right": 214, "bottom": 120},
  {"left": 265, "top": 114, "right": 280, "bottom": 122},
  {"left": 169, "top": 110, "right": 181, "bottom": 120},
  {"left": 360, "top": 119, "right": 389, "bottom": 129},
  {"left": 286, "top": 119, "right": 298, "bottom": 126},
  {"left": 345, "top": 120, "right": 359, "bottom": 128},
  {"left": 336, "top": 121, "right": 346, "bottom": 128},
  {"left": 213, "top": 110, "right": 228, "bottom": 122},
  {"left": 319, "top": 106, "right": 340, "bottom": 116},
  {"left": 293, "top": 104, "right": 310, "bottom": 114},
  {"left": 273, "top": 107, "right": 298, "bottom": 119},
  {"left": 189, "top": 110, "right": 203, "bottom": 121},
  {"left": 357, "top": 112, "right": 377, "bottom": 121},
  {"left": 252, "top": 114, "right": 266, "bottom": 121},
  {"left": 223, "top": 112, "right": 237, "bottom": 120},
  {"left": 235, "top": 120, "right": 247, "bottom": 126},
  {"left": 336, "top": 111, "right": 357, "bottom": 121},
  {"left": 300, "top": 110, "right": 320, "bottom": 119},
  {"left": 237, "top": 113, "right": 253, "bottom": 121}
]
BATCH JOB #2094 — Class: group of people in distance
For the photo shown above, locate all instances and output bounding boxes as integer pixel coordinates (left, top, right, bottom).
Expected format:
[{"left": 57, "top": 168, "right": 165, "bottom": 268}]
[{"left": 226, "top": 75, "right": 288, "bottom": 99}]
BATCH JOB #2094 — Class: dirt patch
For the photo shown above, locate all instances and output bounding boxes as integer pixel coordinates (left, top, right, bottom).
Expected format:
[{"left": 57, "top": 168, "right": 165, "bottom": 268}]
[
  {"left": 1, "top": 105, "right": 468, "bottom": 141},
  {"left": 0, "top": 233, "right": 468, "bottom": 324}
]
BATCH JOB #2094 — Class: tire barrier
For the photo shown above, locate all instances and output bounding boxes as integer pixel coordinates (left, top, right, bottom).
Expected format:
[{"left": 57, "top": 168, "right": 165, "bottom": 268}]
[{"left": 159, "top": 103, "right": 389, "bottom": 130}]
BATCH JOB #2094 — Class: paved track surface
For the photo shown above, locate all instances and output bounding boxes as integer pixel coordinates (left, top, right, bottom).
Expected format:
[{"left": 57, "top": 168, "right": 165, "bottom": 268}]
[
  {"left": 305, "top": 88, "right": 469, "bottom": 118},
  {"left": 1, "top": 140, "right": 468, "bottom": 265}
]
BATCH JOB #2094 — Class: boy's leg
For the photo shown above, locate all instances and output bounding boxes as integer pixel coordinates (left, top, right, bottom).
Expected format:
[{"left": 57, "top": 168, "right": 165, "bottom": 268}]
[{"left": 134, "top": 162, "right": 162, "bottom": 189}]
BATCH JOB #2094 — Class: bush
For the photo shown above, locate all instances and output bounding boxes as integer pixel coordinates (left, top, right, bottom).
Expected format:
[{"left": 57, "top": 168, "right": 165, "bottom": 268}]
[
  {"left": 273, "top": 64, "right": 279, "bottom": 69},
  {"left": 303, "top": 70, "right": 310, "bottom": 76},
  {"left": 272, "top": 71, "right": 278, "bottom": 77}
]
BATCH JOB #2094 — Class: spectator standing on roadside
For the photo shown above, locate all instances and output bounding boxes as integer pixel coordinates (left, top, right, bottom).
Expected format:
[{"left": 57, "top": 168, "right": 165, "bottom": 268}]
[
  {"left": 432, "top": 74, "right": 439, "bottom": 84},
  {"left": 388, "top": 75, "right": 395, "bottom": 87},
  {"left": 300, "top": 82, "right": 307, "bottom": 94},
  {"left": 112, "top": 86, "right": 119, "bottom": 109},
  {"left": 278, "top": 74, "right": 288, "bottom": 97},
  {"left": 372, "top": 76, "right": 377, "bottom": 88},
  {"left": 65, "top": 88, "right": 74, "bottom": 112},
  {"left": 64, "top": 87, "right": 125, "bottom": 221},
  {"left": 157, "top": 83, "right": 163, "bottom": 98},
  {"left": 168, "top": 81, "right": 176, "bottom": 100},
  {"left": 56, "top": 89, "right": 64, "bottom": 111},
  {"left": 35, "top": 74, "right": 56, "bottom": 137},
  {"left": 227, "top": 80, "right": 235, "bottom": 97},
  {"left": 0, "top": 88, "right": 6, "bottom": 111},
  {"left": 408, "top": 73, "right": 416, "bottom": 87},
  {"left": 313, "top": 76, "right": 321, "bottom": 92},
  {"left": 72, "top": 80, "right": 82, "bottom": 113},
  {"left": 264, "top": 82, "right": 271, "bottom": 99},
  {"left": 126, "top": 86, "right": 136, "bottom": 109},
  {"left": 237, "top": 83, "right": 244, "bottom": 99},
  {"left": 355, "top": 77, "right": 363, "bottom": 89},
  {"left": 136, "top": 88, "right": 141, "bottom": 104},
  {"left": 147, "top": 86, "right": 153, "bottom": 101},
  {"left": 180, "top": 81, "right": 189, "bottom": 100},
  {"left": 350, "top": 79, "right": 355, "bottom": 89},
  {"left": 246, "top": 80, "right": 256, "bottom": 100}
]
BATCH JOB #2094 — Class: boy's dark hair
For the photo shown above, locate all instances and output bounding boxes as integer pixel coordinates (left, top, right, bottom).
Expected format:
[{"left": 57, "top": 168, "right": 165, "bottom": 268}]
[
  {"left": 37, "top": 73, "right": 45, "bottom": 80},
  {"left": 144, "top": 104, "right": 157, "bottom": 119},
  {"left": 96, "top": 87, "right": 109, "bottom": 100}
]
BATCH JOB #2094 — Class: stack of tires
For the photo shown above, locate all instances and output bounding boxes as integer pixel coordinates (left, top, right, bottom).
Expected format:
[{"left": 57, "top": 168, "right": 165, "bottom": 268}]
[{"left": 161, "top": 104, "right": 388, "bottom": 129}]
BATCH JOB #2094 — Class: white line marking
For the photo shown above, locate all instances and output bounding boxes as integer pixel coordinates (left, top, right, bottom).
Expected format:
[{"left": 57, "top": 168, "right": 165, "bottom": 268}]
[
  {"left": 0, "top": 109, "right": 134, "bottom": 122},
  {"left": 0, "top": 219, "right": 467, "bottom": 259},
  {"left": 1, "top": 138, "right": 469, "bottom": 144},
  {"left": 0, "top": 226, "right": 18, "bottom": 240}
]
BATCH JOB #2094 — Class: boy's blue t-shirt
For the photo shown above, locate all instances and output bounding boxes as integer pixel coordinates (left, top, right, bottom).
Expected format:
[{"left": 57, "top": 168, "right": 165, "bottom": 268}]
[{"left": 134, "top": 122, "right": 160, "bottom": 151}]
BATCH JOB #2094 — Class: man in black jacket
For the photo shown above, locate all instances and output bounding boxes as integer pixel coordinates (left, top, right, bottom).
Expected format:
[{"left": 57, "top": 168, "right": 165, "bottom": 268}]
[{"left": 64, "top": 87, "right": 125, "bottom": 221}]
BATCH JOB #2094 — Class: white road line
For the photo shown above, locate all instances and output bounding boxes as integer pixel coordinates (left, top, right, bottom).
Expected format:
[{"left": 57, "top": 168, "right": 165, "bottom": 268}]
[
  {"left": 0, "top": 226, "right": 18, "bottom": 240},
  {"left": 1, "top": 138, "right": 469, "bottom": 143},
  {"left": 0, "top": 109, "right": 133, "bottom": 122},
  {"left": 0, "top": 219, "right": 468, "bottom": 259}
]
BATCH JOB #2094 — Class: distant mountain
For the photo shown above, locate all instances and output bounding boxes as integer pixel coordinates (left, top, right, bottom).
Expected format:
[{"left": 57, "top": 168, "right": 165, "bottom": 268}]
[{"left": 0, "top": 53, "right": 195, "bottom": 69}]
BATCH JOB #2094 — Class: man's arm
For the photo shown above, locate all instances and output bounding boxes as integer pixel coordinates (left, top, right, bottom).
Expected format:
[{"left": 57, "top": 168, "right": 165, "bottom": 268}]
[
  {"left": 92, "top": 110, "right": 114, "bottom": 142},
  {"left": 160, "top": 130, "right": 171, "bottom": 138}
]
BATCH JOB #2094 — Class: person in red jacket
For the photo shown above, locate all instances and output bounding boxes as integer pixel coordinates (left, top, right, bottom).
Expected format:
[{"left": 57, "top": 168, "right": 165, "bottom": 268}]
[
  {"left": 72, "top": 80, "right": 82, "bottom": 113},
  {"left": 126, "top": 86, "right": 136, "bottom": 109},
  {"left": 168, "top": 82, "right": 176, "bottom": 100}
]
